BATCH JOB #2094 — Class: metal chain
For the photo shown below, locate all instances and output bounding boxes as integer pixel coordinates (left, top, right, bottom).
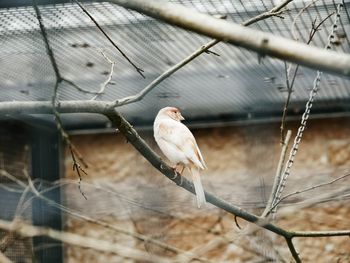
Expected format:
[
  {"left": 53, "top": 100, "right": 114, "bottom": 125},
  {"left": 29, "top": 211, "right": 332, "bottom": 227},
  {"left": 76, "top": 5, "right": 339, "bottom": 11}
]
[{"left": 271, "top": 1, "right": 344, "bottom": 214}]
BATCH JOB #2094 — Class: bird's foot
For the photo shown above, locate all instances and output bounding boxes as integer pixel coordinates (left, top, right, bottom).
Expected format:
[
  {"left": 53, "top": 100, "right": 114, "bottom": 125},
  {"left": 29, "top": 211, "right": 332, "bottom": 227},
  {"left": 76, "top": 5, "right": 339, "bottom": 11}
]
[
  {"left": 178, "top": 174, "right": 183, "bottom": 186},
  {"left": 170, "top": 165, "right": 178, "bottom": 180}
]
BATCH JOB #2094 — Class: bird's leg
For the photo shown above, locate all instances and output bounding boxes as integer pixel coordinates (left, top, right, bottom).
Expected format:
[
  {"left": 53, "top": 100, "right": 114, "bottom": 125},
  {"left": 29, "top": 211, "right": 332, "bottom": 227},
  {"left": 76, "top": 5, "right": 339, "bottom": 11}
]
[
  {"left": 177, "top": 164, "right": 185, "bottom": 175},
  {"left": 170, "top": 164, "right": 185, "bottom": 183},
  {"left": 175, "top": 164, "right": 185, "bottom": 185},
  {"left": 170, "top": 164, "right": 178, "bottom": 179}
]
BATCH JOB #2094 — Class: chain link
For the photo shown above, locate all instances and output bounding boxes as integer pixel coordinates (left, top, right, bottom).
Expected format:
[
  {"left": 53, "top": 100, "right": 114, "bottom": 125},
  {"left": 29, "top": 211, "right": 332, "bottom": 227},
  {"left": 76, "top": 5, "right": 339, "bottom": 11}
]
[{"left": 271, "top": 1, "right": 344, "bottom": 214}]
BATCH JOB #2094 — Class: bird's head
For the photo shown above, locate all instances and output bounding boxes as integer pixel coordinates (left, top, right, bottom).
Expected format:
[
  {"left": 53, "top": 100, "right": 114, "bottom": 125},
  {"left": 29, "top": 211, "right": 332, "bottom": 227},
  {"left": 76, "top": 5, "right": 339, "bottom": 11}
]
[{"left": 157, "top": 107, "right": 185, "bottom": 122}]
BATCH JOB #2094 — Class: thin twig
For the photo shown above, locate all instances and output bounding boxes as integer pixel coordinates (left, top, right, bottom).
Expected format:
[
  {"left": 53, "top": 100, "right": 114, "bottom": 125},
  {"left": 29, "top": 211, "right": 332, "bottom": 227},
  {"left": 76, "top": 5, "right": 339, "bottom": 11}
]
[
  {"left": 90, "top": 49, "right": 116, "bottom": 100},
  {"left": 62, "top": 78, "right": 102, "bottom": 95},
  {"left": 261, "top": 130, "right": 292, "bottom": 218},
  {"left": 33, "top": 0, "right": 60, "bottom": 80},
  {"left": 0, "top": 219, "right": 174, "bottom": 263},
  {"left": 73, "top": 0, "right": 145, "bottom": 78},
  {"left": 69, "top": 145, "right": 88, "bottom": 200},
  {"left": 268, "top": 172, "right": 350, "bottom": 214},
  {"left": 112, "top": 0, "right": 294, "bottom": 107},
  {"left": 291, "top": 0, "right": 320, "bottom": 41},
  {"left": 281, "top": 11, "right": 334, "bottom": 143},
  {"left": 280, "top": 63, "right": 293, "bottom": 143},
  {"left": 33, "top": 0, "right": 88, "bottom": 199}
]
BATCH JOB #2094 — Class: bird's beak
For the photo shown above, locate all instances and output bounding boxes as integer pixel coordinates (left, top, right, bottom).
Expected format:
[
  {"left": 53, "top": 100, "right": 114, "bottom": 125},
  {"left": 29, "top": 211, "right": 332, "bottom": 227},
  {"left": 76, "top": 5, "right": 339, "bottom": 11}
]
[{"left": 178, "top": 113, "right": 185, "bottom": 121}]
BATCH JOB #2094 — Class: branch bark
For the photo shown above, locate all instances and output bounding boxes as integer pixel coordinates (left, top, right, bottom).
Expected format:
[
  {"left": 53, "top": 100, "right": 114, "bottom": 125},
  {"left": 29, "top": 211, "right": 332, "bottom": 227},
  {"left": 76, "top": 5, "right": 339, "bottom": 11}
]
[{"left": 110, "top": 0, "right": 350, "bottom": 77}]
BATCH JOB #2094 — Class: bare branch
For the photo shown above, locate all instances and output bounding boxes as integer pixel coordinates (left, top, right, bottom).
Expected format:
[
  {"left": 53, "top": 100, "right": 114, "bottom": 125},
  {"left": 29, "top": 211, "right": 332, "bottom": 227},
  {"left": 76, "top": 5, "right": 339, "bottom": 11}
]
[
  {"left": 3, "top": 0, "right": 297, "bottom": 112},
  {"left": 285, "top": 237, "right": 301, "bottom": 263},
  {"left": 113, "top": 1, "right": 295, "bottom": 107},
  {"left": 1, "top": 169, "right": 212, "bottom": 263},
  {"left": 243, "top": 0, "right": 293, "bottom": 26},
  {"left": 280, "top": 62, "right": 293, "bottom": 143},
  {"left": 281, "top": 11, "right": 335, "bottom": 142},
  {"left": 272, "top": 2, "right": 344, "bottom": 213},
  {"left": 62, "top": 78, "right": 102, "bottom": 95},
  {"left": 69, "top": 145, "right": 88, "bottom": 200},
  {"left": 261, "top": 130, "right": 292, "bottom": 218},
  {"left": 0, "top": 219, "right": 174, "bottom": 263},
  {"left": 90, "top": 49, "right": 116, "bottom": 101},
  {"left": 113, "top": 39, "right": 220, "bottom": 107},
  {"left": 32, "top": 0, "right": 60, "bottom": 80},
  {"left": 269, "top": 172, "right": 350, "bottom": 213},
  {"left": 291, "top": 0, "right": 319, "bottom": 41},
  {"left": 73, "top": 0, "right": 145, "bottom": 78},
  {"left": 110, "top": 0, "right": 350, "bottom": 77},
  {"left": 33, "top": 1, "right": 99, "bottom": 96},
  {"left": 0, "top": 100, "right": 112, "bottom": 115},
  {"left": 291, "top": 229, "right": 350, "bottom": 238},
  {"left": 33, "top": 0, "right": 88, "bottom": 199}
]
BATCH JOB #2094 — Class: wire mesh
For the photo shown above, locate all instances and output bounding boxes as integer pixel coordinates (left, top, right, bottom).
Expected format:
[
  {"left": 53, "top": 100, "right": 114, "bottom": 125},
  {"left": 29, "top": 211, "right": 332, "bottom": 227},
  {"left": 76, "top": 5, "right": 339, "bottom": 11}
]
[{"left": 0, "top": 1, "right": 350, "bottom": 126}]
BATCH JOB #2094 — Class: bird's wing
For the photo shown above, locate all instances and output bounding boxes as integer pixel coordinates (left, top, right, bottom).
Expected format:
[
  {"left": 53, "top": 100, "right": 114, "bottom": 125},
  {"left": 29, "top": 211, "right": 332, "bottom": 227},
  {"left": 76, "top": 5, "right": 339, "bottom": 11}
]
[{"left": 157, "top": 119, "right": 206, "bottom": 169}]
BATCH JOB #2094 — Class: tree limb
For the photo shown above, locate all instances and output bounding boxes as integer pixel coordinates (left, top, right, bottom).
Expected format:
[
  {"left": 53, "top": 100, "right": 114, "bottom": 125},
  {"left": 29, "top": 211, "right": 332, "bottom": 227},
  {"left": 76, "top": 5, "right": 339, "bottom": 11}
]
[
  {"left": 0, "top": 219, "right": 174, "bottom": 263},
  {"left": 110, "top": 0, "right": 350, "bottom": 77}
]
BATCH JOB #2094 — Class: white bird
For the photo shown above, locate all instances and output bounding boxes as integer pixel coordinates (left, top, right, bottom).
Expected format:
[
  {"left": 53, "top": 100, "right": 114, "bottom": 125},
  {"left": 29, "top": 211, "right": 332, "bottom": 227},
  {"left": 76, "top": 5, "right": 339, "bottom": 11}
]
[{"left": 153, "top": 107, "right": 207, "bottom": 208}]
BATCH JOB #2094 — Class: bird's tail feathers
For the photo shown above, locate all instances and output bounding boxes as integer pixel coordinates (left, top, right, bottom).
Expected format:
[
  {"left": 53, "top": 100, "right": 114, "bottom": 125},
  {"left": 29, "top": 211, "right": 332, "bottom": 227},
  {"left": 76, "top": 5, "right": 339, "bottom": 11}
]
[{"left": 190, "top": 167, "right": 206, "bottom": 208}]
